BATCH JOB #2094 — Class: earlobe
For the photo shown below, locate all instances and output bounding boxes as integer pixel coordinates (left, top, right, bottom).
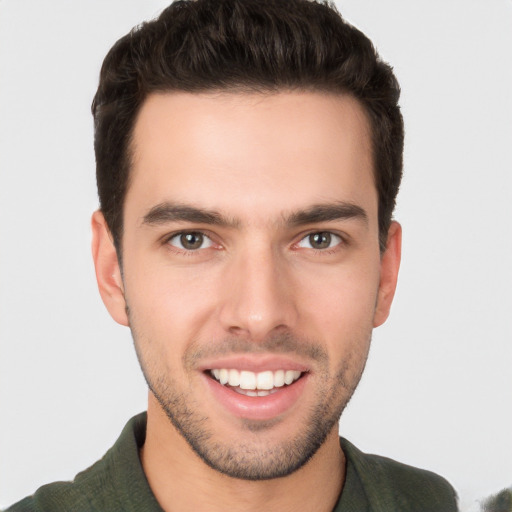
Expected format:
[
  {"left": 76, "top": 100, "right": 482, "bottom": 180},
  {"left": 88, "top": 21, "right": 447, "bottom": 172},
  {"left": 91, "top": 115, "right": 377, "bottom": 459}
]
[
  {"left": 373, "top": 221, "right": 402, "bottom": 328},
  {"left": 91, "top": 210, "right": 129, "bottom": 326}
]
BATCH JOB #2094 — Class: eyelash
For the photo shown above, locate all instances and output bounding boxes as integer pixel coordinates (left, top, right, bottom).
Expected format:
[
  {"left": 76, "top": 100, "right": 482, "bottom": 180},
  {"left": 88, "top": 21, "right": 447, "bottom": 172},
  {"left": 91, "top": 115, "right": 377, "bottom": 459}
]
[
  {"left": 164, "top": 231, "right": 216, "bottom": 255},
  {"left": 295, "top": 231, "right": 344, "bottom": 253},
  {"left": 293, "top": 229, "right": 349, "bottom": 256}
]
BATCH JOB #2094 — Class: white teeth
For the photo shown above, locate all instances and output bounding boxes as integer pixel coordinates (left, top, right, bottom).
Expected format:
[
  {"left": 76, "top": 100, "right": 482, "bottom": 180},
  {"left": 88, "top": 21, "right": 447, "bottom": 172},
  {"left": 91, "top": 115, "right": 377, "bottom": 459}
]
[
  {"left": 256, "top": 370, "right": 274, "bottom": 390},
  {"left": 239, "top": 370, "right": 257, "bottom": 390},
  {"left": 284, "top": 370, "right": 301, "bottom": 385},
  {"left": 219, "top": 368, "right": 229, "bottom": 385},
  {"left": 274, "top": 369, "right": 285, "bottom": 387},
  {"left": 228, "top": 369, "right": 240, "bottom": 387},
  {"left": 210, "top": 368, "right": 303, "bottom": 390}
]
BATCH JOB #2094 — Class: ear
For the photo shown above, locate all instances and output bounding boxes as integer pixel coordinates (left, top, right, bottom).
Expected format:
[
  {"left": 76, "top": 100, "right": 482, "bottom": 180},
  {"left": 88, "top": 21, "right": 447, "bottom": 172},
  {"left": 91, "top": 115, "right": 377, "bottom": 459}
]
[
  {"left": 91, "top": 210, "right": 129, "bottom": 326},
  {"left": 373, "top": 221, "right": 402, "bottom": 328}
]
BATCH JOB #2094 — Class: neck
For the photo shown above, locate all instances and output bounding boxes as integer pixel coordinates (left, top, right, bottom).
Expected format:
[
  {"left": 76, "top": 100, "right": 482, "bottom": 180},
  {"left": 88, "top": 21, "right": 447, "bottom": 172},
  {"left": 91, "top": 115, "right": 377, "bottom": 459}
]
[{"left": 140, "top": 396, "right": 345, "bottom": 512}]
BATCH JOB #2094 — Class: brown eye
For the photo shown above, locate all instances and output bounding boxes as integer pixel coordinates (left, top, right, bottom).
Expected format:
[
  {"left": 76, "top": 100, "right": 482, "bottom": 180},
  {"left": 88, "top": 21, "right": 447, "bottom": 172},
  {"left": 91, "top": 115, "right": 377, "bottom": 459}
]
[
  {"left": 168, "top": 232, "right": 212, "bottom": 251},
  {"left": 297, "top": 231, "right": 342, "bottom": 250},
  {"left": 309, "top": 232, "right": 332, "bottom": 249}
]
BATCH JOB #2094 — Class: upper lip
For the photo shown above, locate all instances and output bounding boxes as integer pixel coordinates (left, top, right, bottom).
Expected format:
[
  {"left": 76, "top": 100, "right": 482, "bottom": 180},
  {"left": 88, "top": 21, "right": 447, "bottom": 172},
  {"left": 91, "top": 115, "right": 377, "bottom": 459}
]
[{"left": 197, "top": 355, "right": 310, "bottom": 373}]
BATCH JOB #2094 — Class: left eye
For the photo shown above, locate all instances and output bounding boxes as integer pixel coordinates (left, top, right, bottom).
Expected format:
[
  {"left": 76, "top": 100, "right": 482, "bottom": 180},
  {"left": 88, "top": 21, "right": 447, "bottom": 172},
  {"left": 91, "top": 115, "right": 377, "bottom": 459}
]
[
  {"left": 168, "top": 232, "right": 213, "bottom": 251},
  {"left": 297, "top": 232, "right": 342, "bottom": 250}
]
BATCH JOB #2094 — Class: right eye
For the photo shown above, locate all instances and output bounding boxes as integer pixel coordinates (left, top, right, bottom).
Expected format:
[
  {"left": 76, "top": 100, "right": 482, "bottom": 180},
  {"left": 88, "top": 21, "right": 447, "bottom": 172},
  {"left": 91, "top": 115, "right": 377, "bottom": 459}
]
[{"left": 167, "top": 232, "right": 214, "bottom": 251}]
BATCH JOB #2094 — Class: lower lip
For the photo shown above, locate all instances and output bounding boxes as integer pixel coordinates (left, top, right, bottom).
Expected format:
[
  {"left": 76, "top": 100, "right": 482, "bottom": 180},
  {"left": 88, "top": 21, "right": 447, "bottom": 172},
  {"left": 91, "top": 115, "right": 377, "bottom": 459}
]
[{"left": 203, "top": 373, "right": 308, "bottom": 421}]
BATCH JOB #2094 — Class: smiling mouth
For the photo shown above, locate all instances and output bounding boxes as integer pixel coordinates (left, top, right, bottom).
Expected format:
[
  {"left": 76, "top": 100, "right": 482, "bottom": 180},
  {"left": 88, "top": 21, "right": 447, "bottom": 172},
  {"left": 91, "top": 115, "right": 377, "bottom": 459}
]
[{"left": 208, "top": 368, "right": 304, "bottom": 397}]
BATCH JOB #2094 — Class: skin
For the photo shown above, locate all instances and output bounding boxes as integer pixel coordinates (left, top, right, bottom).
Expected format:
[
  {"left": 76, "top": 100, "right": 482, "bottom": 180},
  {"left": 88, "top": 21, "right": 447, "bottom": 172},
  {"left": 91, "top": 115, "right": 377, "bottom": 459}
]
[{"left": 92, "top": 91, "right": 401, "bottom": 511}]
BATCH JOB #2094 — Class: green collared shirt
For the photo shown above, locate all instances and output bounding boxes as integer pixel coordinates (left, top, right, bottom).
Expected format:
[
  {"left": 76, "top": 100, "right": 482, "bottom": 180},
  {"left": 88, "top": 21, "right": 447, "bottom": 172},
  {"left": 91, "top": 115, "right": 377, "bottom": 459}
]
[{"left": 6, "top": 413, "right": 457, "bottom": 512}]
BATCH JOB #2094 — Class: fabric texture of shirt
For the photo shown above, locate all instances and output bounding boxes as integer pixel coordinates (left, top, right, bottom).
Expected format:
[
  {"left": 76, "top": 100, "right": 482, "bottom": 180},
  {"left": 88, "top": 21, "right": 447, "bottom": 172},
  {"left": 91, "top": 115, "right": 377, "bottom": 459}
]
[{"left": 5, "top": 412, "right": 458, "bottom": 512}]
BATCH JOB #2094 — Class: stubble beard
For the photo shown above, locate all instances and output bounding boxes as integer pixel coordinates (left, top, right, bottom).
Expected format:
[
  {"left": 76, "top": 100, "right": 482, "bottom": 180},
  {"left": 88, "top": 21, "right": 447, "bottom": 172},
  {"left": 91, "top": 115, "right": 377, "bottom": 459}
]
[{"left": 132, "top": 329, "right": 370, "bottom": 481}]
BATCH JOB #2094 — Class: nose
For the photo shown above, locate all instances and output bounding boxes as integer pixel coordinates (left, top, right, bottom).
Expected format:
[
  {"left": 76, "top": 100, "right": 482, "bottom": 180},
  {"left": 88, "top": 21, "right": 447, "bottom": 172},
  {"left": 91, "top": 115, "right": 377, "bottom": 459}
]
[{"left": 218, "top": 244, "right": 298, "bottom": 341}]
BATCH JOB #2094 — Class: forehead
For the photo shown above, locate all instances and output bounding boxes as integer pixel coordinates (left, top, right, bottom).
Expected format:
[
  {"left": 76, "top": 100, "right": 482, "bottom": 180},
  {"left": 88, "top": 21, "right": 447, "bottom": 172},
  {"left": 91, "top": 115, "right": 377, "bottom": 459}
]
[{"left": 127, "top": 91, "right": 376, "bottom": 225}]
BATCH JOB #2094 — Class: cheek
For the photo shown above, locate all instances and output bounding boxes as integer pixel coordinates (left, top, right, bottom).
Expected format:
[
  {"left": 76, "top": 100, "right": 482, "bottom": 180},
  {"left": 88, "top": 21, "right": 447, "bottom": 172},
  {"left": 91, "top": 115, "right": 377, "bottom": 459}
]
[
  {"left": 297, "top": 261, "right": 380, "bottom": 327},
  {"left": 294, "top": 261, "right": 379, "bottom": 368},
  {"left": 123, "top": 260, "right": 221, "bottom": 344}
]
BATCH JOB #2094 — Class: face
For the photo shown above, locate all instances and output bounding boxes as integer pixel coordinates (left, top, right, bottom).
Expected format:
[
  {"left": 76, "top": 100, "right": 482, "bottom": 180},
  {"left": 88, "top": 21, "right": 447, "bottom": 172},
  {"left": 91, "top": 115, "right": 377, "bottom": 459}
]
[{"left": 93, "top": 91, "right": 401, "bottom": 480}]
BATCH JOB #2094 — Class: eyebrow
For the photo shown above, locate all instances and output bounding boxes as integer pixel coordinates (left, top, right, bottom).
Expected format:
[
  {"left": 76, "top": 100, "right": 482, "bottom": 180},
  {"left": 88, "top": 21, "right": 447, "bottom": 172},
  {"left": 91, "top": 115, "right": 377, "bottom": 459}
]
[
  {"left": 142, "top": 202, "right": 239, "bottom": 228},
  {"left": 287, "top": 202, "right": 368, "bottom": 226},
  {"left": 141, "top": 201, "right": 368, "bottom": 229}
]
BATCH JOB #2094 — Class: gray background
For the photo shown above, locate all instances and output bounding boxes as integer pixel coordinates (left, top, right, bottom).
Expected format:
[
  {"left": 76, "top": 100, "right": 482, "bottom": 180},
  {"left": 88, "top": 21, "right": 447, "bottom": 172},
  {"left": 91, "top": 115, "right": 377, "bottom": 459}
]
[{"left": 1, "top": 1, "right": 511, "bottom": 510}]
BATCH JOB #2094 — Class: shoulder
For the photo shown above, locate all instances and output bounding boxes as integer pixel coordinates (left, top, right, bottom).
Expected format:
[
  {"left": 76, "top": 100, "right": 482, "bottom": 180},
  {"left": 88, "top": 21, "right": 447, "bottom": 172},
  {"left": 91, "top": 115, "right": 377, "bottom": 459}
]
[
  {"left": 340, "top": 437, "right": 458, "bottom": 512},
  {"left": 4, "top": 414, "right": 157, "bottom": 512},
  {"left": 4, "top": 457, "right": 116, "bottom": 512},
  {"left": 4, "top": 483, "right": 95, "bottom": 512}
]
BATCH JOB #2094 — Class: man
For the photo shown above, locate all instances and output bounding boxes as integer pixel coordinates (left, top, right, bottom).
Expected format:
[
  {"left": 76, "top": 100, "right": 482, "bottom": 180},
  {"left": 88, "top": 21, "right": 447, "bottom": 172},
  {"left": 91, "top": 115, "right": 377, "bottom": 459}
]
[{"left": 6, "top": 0, "right": 458, "bottom": 510}]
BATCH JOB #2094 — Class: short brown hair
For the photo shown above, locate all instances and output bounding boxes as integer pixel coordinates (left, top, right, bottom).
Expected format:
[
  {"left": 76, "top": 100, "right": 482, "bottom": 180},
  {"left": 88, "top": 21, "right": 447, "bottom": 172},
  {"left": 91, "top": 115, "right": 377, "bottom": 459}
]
[{"left": 92, "top": 0, "right": 404, "bottom": 253}]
